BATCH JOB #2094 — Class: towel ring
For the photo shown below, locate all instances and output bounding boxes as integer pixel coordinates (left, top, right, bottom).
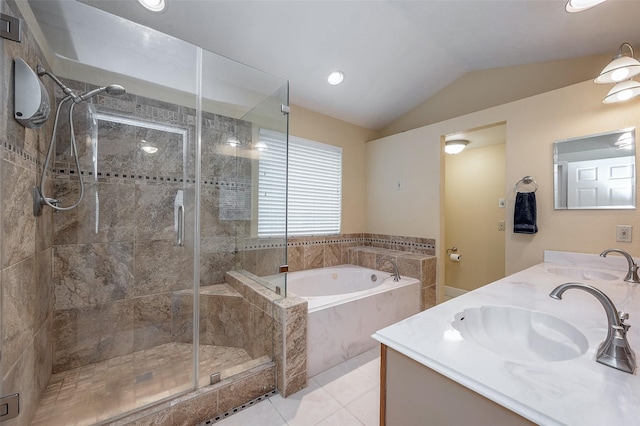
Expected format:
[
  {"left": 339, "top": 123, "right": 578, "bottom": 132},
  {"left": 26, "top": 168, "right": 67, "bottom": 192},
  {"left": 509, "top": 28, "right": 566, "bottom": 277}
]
[{"left": 515, "top": 176, "right": 537, "bottom": 193}]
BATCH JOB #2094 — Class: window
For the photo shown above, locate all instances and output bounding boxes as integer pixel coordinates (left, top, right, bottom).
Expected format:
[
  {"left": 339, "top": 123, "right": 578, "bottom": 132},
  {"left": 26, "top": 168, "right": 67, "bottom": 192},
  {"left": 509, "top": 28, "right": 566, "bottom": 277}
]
[{"left": 258, "top": 129, "right": 342, "bottom": 237}]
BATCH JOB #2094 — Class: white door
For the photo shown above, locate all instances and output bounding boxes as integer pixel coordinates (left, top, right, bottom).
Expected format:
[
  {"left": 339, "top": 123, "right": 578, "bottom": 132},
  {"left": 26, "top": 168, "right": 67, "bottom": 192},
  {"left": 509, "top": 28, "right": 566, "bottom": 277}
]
[{"left": 567, "top": 157, "right": 635, "bottom": 208}]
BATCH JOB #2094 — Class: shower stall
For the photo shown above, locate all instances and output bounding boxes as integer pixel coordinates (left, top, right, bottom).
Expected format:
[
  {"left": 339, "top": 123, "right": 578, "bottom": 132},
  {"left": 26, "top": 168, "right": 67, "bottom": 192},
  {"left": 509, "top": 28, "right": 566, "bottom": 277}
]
[{"left": 1, "top": 1, "right": 290, "bottom": 425}]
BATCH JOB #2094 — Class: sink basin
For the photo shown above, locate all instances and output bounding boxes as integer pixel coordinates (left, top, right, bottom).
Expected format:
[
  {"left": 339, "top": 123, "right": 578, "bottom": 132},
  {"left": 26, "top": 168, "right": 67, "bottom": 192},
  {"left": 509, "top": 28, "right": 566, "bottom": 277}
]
[
  {"left": 545, "top": 266, "right": 619, "bottom": 281},
  {"left": 452, "top": 305, "right": 588, "bottom": 362}
]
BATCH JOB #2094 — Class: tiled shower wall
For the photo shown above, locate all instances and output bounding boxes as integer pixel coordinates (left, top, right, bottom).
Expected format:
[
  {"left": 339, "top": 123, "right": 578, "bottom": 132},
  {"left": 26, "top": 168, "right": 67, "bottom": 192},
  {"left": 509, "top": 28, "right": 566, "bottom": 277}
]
[
  {"left": 0, "top": 1, "right": 56, "bottom": 425},
  {"left": 50, "top": 77, "right": 259, "bottom": 372}
]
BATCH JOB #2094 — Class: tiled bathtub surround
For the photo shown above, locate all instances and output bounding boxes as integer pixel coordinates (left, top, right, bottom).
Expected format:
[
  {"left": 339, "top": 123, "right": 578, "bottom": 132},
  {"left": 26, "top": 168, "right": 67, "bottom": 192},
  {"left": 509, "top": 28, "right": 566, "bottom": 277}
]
[
  {"left": 243, "top": 233, "right": 437, "bottom": 310},
  {"left": 243, "top": 233, "right": 435, "bottom": 278}
]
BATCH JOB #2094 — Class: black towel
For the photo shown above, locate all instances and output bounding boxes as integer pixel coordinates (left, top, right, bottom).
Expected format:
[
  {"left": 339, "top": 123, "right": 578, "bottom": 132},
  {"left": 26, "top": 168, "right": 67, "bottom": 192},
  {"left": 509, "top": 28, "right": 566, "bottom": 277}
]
[{"left": 514, "top": 192, "right": 538, "bottom": 234}]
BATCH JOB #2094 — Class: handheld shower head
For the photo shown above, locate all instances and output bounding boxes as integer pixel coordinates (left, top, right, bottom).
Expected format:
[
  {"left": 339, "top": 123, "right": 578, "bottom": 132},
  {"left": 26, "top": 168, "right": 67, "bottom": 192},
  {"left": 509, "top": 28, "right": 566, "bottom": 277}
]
[
  {"left": 105, "top": 84, "right": 126, "bottom": 96},
  {"left": 77, "top": 84, "right": 126, "bottom": 102}
]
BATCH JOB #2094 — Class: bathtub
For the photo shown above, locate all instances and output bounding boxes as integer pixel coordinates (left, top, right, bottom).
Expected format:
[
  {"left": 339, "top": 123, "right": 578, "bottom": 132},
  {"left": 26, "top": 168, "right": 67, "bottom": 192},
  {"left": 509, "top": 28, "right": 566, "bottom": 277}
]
[{"left": 286, "top": 265, "right": 421, "bottom": 377}]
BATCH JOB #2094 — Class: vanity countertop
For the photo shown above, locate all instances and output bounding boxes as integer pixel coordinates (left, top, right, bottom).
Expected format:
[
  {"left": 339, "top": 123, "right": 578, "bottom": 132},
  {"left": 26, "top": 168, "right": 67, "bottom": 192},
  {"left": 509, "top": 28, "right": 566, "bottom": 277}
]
[{"left": 373, "top": 251, "right": 640, "bottom": 425}]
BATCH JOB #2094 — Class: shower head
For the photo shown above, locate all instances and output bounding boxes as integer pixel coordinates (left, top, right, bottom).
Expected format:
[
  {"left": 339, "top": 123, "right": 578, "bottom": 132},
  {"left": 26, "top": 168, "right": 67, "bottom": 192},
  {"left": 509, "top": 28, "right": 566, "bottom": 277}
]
[{"left": 76, "top": 84, "right": 126, "bottom": 102}]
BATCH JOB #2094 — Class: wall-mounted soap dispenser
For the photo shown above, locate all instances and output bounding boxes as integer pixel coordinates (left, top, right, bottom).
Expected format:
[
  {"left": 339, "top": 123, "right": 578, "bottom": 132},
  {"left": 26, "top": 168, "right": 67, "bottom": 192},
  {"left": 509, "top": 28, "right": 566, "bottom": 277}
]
[{"left": 13, "top": 58, "right": 50, "bottom": 128}]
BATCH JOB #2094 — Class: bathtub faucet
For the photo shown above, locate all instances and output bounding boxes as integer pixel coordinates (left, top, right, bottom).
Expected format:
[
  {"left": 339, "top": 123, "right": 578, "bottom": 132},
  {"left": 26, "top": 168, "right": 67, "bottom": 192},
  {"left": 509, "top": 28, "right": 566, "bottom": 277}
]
[{"left": 376, "top": 257, "right": 401, "bottom": 282}]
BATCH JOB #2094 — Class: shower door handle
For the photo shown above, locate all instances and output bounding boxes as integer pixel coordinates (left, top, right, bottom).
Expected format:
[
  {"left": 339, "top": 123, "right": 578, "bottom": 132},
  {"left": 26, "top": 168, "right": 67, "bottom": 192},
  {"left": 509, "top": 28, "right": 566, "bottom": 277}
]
[{"left": 177, "top": 205, "right": 185, "bottom": 247}]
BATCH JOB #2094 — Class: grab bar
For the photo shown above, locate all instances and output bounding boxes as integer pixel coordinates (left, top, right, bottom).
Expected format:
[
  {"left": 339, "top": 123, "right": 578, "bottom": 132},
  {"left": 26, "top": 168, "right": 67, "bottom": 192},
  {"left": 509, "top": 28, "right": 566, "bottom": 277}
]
[{"left": 177, "top": 205, "right": 185, "bottom": 246}]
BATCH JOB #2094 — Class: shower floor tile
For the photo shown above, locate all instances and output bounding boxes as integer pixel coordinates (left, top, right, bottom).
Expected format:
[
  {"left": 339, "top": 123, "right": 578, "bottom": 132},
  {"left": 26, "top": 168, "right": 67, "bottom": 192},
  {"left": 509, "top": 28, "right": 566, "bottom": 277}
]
[{"left": 32, "top": 343, "right": 254, "bottom": 426}]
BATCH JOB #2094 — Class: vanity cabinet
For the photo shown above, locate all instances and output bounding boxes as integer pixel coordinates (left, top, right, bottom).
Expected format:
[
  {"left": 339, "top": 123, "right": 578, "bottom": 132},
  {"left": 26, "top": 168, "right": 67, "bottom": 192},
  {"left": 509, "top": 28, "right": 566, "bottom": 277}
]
[{"left": 380, "top": 345, "right": 535, "bottom": 426}]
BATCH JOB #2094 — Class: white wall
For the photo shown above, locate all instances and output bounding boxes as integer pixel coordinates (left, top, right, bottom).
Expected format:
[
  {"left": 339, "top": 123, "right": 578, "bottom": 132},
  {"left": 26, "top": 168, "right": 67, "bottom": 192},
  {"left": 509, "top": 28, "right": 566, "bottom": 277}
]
[
  {"left": 445, "top": 143, "right": 506, "bottom": 293},
  {"left": 366, "top": 80, "right": 640, "bottom": 301}
]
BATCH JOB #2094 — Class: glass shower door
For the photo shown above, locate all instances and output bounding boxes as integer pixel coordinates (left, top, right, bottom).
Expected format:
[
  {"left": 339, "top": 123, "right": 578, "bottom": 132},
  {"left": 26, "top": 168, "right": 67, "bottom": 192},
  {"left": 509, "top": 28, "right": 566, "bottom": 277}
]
[{"left": 24, "top": 2, "right": 201, "bottom": 422}]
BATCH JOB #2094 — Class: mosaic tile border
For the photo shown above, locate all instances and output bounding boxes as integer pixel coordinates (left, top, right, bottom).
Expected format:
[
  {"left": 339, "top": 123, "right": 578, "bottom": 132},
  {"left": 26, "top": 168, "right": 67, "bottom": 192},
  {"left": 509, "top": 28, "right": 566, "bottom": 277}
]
[
  {"left": 365, "top": 237, "right": 435, "bottom": 250},
  {"left": 245, "top": 235, "right": 436, "bottom": 251},
  {"left": 3, "top": 140, "right": 40, "bottom": 165},
  {"left": 52, "top": 166, "right": 252, "bottom": 188}
]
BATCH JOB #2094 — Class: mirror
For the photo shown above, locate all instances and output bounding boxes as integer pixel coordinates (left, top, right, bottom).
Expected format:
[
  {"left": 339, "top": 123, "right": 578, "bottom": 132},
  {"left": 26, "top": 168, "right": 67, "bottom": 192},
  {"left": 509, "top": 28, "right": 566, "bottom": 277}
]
[{"left": 554, "top": 128, "right": 636, "bottom": 209}]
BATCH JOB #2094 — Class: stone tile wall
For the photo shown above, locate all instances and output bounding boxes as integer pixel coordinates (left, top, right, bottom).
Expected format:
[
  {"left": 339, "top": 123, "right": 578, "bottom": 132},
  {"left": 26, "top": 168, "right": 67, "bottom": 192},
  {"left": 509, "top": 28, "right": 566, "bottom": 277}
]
[
  {"left": 225, "top": 271, "right": 308, "bottom": 398},
  {"left": 0, "top": 2, "right": 56, "bottom": 425},
  {"left": 50, "top": 77, "right": 255, "bottom": 372}
]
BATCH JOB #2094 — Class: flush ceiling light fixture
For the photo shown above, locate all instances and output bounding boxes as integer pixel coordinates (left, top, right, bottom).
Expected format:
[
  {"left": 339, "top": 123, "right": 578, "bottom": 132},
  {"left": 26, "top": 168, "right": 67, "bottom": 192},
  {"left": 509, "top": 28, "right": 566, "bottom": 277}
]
[
  {"left": 138, "top": 0, "right": 166, "bottom": 12},
  {"left": 327, "top": 70, "right": 345, "bottom": 86},
  {"left": 595, "top": 43, "right": 640, "bottom": 84},
  {"left": 603, "top": 80, "right": 640, "bottom": 104},
  {"left": 444, "top": 140, "right": 469, "bottom": 155},
  {"left": 565, "top": 0, "right": 607, "bottom": 13}
]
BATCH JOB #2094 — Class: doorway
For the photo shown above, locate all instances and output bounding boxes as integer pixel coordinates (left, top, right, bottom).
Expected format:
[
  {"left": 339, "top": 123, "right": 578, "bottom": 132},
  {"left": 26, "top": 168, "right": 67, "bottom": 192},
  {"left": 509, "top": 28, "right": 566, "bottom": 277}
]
[{"left": 443, "top": 122, "right": 506, "bottom": 298}]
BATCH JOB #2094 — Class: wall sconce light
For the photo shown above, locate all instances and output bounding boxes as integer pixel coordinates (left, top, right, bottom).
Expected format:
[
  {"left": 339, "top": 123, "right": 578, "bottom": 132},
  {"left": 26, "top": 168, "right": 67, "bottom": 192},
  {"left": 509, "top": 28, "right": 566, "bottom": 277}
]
[
  {"left": 444, "top": 140, "right": 469, "bottom": 155},
  {"left": 595, "top": 43, "right": 640, "bottom": 104},
  {"left": 603, "top": 80, "right": 640, "bottom": 104},
  {"left": 595, "top": 43, "right": 640, "bottom": 84},
  {"left": 565, "top": 0, "right": 607, "bottom": 13}
]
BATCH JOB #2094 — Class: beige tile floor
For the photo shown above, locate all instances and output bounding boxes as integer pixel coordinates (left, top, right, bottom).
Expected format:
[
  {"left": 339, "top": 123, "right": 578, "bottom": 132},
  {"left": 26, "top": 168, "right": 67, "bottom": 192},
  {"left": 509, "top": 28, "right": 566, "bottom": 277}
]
[
  {"left": 32, "top": 343, "right": 254, "bottom": 426},
  {"left": 215, "top": 348, "right": 381, "bottom": 426}
]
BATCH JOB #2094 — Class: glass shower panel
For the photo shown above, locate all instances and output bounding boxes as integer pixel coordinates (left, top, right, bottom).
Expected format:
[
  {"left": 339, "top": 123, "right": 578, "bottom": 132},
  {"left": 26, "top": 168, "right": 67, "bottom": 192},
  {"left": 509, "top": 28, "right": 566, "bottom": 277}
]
[
  {"left": 240, "top": 82, "right": 290, "bottom": 296},
  {"left": 25, "top": 1, "right": 200, "bottom": 423},
  {"left": 197, "top": 50, "right": 288, "bottom": 385},
  {"left": 0, "top": 0, "right": 5, "bottom": 404},
  {"left": 199, "top": 51, "right": 289, "bottom": 295}
]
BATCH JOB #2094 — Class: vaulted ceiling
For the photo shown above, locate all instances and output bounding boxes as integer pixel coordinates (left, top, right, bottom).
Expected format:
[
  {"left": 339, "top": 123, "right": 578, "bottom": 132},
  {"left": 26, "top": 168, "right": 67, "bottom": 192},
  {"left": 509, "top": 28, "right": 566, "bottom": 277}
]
[{"left": 27, "top": 1, "right": 640, "bottom": 130}]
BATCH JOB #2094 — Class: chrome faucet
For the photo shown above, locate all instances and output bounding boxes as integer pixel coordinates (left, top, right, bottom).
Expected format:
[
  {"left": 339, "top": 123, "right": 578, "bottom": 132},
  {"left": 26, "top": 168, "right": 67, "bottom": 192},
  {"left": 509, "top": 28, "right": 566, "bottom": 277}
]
[
  {"left": 550, "top": 282, "right": 636, "bottom": 374},
  {"left": 600, "top": 248, "right": 640, "bottom": 284},
  {"left": 376, "top": 257, "right": 401, "bottom": 282}
]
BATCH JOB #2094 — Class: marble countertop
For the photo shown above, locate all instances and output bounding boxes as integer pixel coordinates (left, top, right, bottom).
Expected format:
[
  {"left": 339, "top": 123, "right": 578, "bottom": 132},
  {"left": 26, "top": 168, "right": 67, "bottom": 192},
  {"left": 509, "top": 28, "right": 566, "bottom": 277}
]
[{"left": 373, "top": 250, "right": 640, "bottom": 425}]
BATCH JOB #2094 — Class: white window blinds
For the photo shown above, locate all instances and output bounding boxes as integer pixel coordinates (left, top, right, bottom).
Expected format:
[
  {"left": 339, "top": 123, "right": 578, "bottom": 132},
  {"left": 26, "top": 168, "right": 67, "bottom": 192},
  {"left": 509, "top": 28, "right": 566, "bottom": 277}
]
[{"left": 258, "top": 129, "right": 342, "bottom": 237}]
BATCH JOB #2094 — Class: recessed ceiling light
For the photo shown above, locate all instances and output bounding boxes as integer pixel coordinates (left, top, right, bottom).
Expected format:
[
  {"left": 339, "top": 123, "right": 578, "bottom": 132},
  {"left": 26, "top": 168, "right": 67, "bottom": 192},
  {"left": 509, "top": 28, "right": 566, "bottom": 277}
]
[
  {"left": 565, "top": 0, "right": 607, "bottom": 13},
  {"left": 138, "top": 0, "right": 166, "bottom": 12},
  {"left": 328, "top": 71, "right": 345, "bottom": 86},
  {"left": 141, "top": 146, "right": 158, "bottom": 154}
]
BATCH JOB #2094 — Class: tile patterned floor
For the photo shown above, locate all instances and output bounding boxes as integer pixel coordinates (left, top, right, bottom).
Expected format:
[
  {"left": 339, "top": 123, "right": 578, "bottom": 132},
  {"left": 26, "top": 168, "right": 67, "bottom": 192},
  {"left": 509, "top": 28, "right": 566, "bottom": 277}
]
[
  {"left": 216, "top": 348, "right": 381, "bottom": 426},
  {"left": 32, "top": 343, "right": 254, "bottom": 426}
]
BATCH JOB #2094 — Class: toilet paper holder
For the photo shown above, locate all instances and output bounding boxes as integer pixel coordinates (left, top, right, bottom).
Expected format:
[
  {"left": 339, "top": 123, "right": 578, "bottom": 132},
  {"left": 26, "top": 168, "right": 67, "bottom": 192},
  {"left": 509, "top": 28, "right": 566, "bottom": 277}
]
[{"left": 446, "top": 247, "right": 458, "bottom": 255}]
